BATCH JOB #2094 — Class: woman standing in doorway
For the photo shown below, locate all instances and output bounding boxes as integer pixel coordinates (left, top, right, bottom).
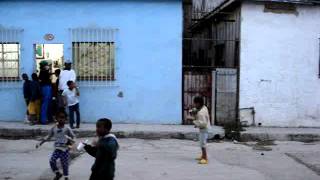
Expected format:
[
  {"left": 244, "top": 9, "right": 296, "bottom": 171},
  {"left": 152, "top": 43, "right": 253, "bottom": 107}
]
[{"left": 39, "top": 61, "right": 53, "bottom": 124}]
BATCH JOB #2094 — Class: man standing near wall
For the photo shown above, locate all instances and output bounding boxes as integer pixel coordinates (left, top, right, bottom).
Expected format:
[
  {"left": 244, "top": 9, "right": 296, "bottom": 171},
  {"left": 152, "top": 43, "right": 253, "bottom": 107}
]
[
  {"left": 39, "top": 61, "right": 53, "bottom": 124},
  {"left": 59, "top": 61, "right": 76, "bottom": 109}
]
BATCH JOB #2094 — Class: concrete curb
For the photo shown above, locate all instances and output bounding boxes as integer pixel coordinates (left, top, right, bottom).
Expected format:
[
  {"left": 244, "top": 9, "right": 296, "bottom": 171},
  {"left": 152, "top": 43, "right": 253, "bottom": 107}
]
[
  {"left": 0, "top": 127, "right": 223, "bottom": 141},
  {"left": 3, "top": 123, "right": 320, "bottom": 142},
  {"left": 240, "top": 128, "right": 320, "bottom": 142}
]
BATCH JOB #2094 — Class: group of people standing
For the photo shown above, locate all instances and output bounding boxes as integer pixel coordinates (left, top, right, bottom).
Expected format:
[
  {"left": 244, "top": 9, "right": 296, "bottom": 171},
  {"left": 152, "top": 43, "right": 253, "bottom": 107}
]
[{"left": 22, "top": 61, "right": 81, "bottom": 129}]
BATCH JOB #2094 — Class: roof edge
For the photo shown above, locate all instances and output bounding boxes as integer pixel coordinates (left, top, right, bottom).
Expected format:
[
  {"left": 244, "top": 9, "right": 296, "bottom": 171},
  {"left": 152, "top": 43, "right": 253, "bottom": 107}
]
[{"left": 190, "top": 0, "right": 320, "bottom": 30}]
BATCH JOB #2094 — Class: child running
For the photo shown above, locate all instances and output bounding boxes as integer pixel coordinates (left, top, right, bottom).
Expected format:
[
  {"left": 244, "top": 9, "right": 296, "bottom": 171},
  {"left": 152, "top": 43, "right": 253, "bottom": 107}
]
[
  {"left": 192, "top": 96, "right": 211, "bottom": 165},
  {"left": 83, "top": 118, "right": 119, "bottom": 180},
  {"left": 36, "top": 110, "right": 75, "bottom": 180}
]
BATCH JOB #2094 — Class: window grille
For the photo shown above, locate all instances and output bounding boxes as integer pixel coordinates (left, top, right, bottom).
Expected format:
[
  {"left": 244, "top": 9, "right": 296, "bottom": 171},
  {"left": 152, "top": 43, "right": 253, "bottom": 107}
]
[
  {"left": 0, "top": 28, "right": 23, "bottom": 88},
  {"left": 264, "top": 2, "right": 297, "bottom": 14},
  {"left": 70, "top": 28, "right": 117, "bottom": 87}
]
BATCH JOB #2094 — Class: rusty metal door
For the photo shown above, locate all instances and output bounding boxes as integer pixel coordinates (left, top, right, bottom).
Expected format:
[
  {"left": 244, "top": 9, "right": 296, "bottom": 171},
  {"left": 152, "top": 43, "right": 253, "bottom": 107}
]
[
  {"left": 183, "top": 70, "right": 213, "bottom": 125},
  {"left": 182, "top": 37, "right": 239, "bottom": 125},
  {"left": 183, "top": 68, "right": 237, "bottom": 125}
]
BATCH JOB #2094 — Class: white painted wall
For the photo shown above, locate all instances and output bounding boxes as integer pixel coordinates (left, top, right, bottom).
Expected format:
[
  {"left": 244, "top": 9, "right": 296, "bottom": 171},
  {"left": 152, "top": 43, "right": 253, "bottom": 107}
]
[{"left": 240, "top": 2, "right": 320, "bottom": 127}]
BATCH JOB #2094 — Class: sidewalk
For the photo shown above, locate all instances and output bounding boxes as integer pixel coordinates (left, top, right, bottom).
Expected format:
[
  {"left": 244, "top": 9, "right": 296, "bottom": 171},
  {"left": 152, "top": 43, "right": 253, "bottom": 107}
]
[
  {"left": 240, "top": 127, "right": 320, "bottom": 142},
  {"left": 2, "top": 122, "right": 320, "bottom": 142},
  {"left": 0, "top": 122, "right": 224, "bottom": 140}
]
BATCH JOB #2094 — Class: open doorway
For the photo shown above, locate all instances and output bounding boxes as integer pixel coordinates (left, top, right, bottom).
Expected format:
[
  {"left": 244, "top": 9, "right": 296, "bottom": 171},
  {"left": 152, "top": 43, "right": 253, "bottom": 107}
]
[{"left": 34, "top": 44, "right": 64, "bottom": 82}]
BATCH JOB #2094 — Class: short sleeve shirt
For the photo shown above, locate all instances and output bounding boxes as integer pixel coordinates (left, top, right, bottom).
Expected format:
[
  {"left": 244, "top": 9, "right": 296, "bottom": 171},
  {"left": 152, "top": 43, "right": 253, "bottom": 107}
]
[{"left": 62, "top": 88, "right": 79, "bottom": 106}]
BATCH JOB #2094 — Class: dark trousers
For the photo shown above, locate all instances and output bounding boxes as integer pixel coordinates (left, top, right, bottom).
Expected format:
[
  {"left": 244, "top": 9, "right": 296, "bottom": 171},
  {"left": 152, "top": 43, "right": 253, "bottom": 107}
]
[
  {"left": 89, "top": 173, "right": 114, "bottom": 180},
  {"left": 41, "top": 85, "right": 52, "bottom": 124},
  {"left": 52, "top": 99, "right": 58, "bottom": 117},
  {"left": 58, "top": 90, "right": 65, "bottom": 110},
  {"left": 25, "top": 99, "right": 30, "bottom": 115},
  {"left": 68, "top": 103, "right": 80, "bottom": 128},
  {"left": 50, "top": 149, "right": 69, "bottom": 176}
]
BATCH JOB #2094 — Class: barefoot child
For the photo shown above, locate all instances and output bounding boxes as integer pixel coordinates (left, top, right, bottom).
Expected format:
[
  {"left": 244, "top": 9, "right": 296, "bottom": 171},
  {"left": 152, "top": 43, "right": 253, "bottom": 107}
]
[
  {"left": 192, "top": 96, "right": 211, "bottom": 165},
  {"left": 83, "top": 118, "right": 119, "bottom": 180},
  {"left": 36, "top": 110, "right": 75, "bottom": 180}
]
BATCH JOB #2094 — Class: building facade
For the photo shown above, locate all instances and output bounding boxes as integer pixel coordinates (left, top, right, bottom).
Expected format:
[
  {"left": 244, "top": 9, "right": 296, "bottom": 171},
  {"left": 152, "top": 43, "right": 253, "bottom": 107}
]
[
  {"left": 240, "top": 0, "right": 320, "bottom": 127},
  {"left": 0, "top": 0, "right": 183, "bottom": 124},
  {"left": 187, "top": 0, "right": 320, "bottom": 127}
]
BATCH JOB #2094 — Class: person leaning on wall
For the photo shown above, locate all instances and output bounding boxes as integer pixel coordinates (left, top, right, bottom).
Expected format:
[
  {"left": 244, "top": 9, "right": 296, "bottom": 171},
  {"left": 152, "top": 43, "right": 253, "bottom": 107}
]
[
  {"left": 28, "top": 73, "right": 41, "bottom": 125},
  {"left": 38, "top": 61, "right": 53, "bottom": 124},
  {"left": 52, "top": 69, "right": 61, "bottom": 116},
  {"left": 22, "top": 73, "right": 32, "bottom": 123}
]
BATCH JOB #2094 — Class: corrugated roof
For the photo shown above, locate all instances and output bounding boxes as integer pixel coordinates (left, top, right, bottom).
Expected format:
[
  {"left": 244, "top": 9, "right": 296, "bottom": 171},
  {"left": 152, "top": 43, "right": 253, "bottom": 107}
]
[
  {"left": 250, "top": 0, "right": 320, "bottom": 4},
  {"left": 190, "top": 0, "right": 320, "bottom": 29}
]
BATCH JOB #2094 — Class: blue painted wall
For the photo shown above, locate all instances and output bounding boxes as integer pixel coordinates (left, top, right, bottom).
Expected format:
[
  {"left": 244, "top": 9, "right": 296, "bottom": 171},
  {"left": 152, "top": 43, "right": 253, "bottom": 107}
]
[{"left": 0, "top": 0, "right": 182, "bottom": 124}]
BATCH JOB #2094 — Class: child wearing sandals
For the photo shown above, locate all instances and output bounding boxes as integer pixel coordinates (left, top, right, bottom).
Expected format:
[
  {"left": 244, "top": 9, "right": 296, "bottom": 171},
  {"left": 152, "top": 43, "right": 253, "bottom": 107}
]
[
  {"left": 191, "top": 96, "right": 211, "bottom": 165},
  {"left": 36, "top": 110, "right": 75, "bottom": 180}
]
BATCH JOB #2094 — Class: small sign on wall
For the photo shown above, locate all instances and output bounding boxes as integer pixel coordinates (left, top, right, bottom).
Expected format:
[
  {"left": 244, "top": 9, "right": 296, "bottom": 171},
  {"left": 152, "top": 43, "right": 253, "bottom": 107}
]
[
  {"left": 44, "top": 33, "right": 54, "bottom": 41},
  {"left": 35, "top": 44, "right": 44, "bottom": 59}
]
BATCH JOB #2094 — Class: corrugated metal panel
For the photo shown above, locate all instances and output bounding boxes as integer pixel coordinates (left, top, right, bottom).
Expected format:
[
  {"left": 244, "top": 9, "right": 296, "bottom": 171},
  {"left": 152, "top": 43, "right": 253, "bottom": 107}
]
[{"left": 215, "top": 68, "right": 237, "bottom": 125}]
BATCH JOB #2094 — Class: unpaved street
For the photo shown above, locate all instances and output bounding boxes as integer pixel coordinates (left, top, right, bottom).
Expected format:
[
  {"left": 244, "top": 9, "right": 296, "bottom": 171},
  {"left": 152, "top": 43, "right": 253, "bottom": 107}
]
[{"left": 1, "top": 139, "right": 320, "bottom": 180}]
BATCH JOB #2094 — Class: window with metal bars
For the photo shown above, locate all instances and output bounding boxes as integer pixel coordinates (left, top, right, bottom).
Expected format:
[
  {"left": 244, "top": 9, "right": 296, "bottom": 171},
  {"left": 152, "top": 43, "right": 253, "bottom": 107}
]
[
  {"left": 69, "top": 28, "right": 117, "bottom": 86},
  {"left": 264, "top": 2, "right": 297, "bottom": 15},
  {"left": 72, "top": 42, "right": 115, "bottom": 81},
  {"left": 0, "top": 43, "right": 20, "bottom": 81}
]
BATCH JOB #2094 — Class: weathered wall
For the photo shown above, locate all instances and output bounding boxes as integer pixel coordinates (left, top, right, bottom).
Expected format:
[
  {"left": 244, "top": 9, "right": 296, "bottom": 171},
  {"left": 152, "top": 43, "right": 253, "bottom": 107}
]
[
  {"left": 0, "top": 0, "right": 182, "bottom": 124},
  {"left": 213, "top": 6, "right": 240, "bottom": 67},
  {"left": 240, "top": 2, "right": 320, "bottom": 127}
]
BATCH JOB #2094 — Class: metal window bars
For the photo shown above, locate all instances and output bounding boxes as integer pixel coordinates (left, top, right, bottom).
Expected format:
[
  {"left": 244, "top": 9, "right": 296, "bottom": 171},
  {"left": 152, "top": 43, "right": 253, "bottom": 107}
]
[
  {"left": 69, "top": 28, "right": 118, "bottom": 87},
  {"left": 0, "top": 28, "right": 23, "bottom": 88}
]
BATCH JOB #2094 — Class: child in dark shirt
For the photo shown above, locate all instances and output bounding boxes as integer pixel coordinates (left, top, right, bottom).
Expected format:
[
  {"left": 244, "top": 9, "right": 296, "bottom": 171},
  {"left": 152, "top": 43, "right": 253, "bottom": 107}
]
[
  {"left": 28, "top": 73, "right": 41, "bottom": 125},
  {"left": 84, "top": 118, "right": 119, "bottom": 180},
  {"left": 22, "top": 73, "right": 32, "bottom": 123}
]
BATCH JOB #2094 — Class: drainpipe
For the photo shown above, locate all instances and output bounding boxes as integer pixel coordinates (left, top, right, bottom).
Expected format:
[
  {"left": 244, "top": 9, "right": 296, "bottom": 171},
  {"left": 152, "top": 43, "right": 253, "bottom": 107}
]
[
  {"left": 318, "top": 38, "right": 320, "bottom": 78},
  {"left": 239, "top": 107, "right": 255, "bottom": 126}
]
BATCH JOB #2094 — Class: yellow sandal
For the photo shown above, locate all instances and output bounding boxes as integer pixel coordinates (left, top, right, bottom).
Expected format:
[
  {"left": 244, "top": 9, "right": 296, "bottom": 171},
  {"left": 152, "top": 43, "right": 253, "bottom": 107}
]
[{"left": 198, "top": 159, "right": 208, "bottom": 164}]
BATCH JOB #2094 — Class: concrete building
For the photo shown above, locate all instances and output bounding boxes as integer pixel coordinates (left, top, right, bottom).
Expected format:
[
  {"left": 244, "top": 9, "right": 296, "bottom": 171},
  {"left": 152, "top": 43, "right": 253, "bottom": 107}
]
[
  {"left": 187, "top": 0, "right": 320, "bottom": 127},
  {"left": 0, "top": 0, "right": 182, "bottom": 124},
  {"left": 240, "top": 0, "right": 320, "bottom": 127}
]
